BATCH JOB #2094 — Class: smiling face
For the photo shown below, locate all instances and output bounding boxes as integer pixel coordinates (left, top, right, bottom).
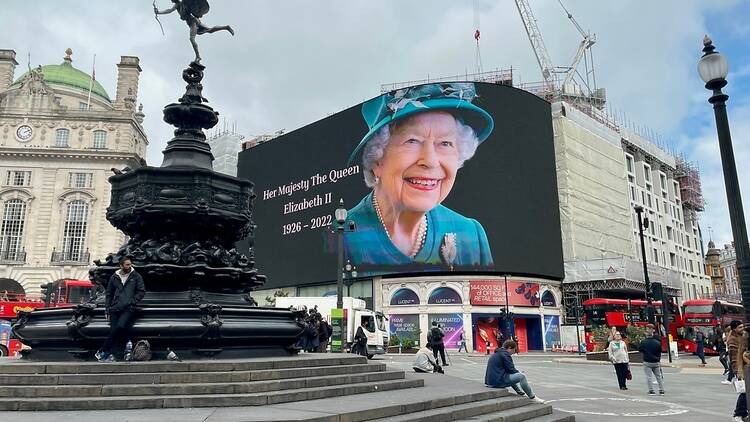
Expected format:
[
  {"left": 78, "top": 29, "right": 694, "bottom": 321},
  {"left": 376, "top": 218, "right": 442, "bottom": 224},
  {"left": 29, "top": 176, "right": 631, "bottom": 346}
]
[{"left": 373, "top": 111, "right": 460, "bottom": 214}]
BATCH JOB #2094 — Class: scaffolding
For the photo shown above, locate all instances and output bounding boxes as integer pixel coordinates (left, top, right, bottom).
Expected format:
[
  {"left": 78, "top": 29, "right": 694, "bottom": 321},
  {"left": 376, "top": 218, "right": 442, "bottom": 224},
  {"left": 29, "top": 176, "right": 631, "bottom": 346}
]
[
  {"left": 675, "top": 155, "right": 705, "bottom": 212},
  {"left": 380, "top": 68, "right": 513, "bottom": 93}
]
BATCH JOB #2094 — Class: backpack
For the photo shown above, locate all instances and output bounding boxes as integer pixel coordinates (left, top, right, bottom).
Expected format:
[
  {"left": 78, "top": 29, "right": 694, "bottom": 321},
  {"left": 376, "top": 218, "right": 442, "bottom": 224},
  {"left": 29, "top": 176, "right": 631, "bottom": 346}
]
[{"left": 130, "top": 339, "right": 152, "bottom": 361}]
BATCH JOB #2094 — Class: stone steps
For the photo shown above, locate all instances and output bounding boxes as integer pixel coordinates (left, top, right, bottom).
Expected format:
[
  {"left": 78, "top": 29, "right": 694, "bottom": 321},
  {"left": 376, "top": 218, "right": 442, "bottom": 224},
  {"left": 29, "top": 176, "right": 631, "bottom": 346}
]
[
  {"left": 0, "top": 369, "right": 405, "bottom": 398},
  {"left": 0, "top": 356, "right": 574, "bottom": 421},
  {"left": 0, "top": 378, "right": 424, "bottom": 411},
  {"left": 458, "top": 408, "right": 575, "bottom": 422}
]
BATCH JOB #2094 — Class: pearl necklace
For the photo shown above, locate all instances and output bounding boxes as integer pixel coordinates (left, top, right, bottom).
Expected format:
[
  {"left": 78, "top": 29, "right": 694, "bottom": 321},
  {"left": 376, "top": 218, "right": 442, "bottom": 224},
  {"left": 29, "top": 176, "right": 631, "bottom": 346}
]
[{"left": 373, "top": 192, "right": 427, "bottom": 258}]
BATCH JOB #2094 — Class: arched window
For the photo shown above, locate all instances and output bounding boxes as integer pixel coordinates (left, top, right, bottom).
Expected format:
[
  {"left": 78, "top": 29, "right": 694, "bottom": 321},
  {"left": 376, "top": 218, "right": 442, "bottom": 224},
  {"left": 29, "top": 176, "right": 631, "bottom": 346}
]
[
  {"left": 390, "top": 288, "right": 420, "bottom": 306},
  {"left": 427, "top": 287, "right": 462, "bottom": 305},
  {"left": 55, "top": 129, "right": 70, "bottom": 147},
  {"left": 61, "top": 200, "right": 88, "bottom": 261},
  {"left": 0, "top": 199, "right": 26, "bottom": 261},
  {"left": 93, "top": 130, "right": 107, "bottom": 149}
]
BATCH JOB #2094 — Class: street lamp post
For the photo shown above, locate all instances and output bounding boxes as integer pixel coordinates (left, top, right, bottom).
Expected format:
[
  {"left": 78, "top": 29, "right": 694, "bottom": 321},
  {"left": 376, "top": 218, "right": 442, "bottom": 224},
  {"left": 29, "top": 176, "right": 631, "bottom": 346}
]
[
  {"left": 634, "top": 205, "right": 655, "bottom": 324},
  {"left": 334, "top": 199, "right": 348, "bottom": 311},
  {"left": 344, "top": 260, "right": 358, "bottom": 297},
  {"left": 698, "top": 37, "right": 750, "bottom": 364}
]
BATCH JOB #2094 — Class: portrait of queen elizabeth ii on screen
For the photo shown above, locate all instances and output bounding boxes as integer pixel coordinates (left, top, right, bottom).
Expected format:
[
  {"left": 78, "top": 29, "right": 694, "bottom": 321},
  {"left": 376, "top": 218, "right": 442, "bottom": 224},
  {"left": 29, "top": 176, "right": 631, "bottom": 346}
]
[{"left": 344, "top": 82, "right": 494, "bottom": 274}]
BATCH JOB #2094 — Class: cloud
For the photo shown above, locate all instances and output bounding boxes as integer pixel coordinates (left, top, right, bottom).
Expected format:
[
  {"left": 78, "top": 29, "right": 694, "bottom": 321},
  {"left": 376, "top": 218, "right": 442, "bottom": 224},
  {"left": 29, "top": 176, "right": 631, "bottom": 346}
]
[{"left": 2, "top": 0, "right": 747, "bottom": 248}]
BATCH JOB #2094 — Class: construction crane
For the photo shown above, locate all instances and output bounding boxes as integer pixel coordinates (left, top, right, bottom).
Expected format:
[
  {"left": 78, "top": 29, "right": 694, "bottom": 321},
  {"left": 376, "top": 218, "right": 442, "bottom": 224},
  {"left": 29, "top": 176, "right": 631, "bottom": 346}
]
[
  {"left": 514, "top": 0, "right": 557, "bottom": 90},
  {"left": 514, "top": 0, "right": 604, "bottom": 108},
  {"left": 557, "top": 0, "right": 596, "bottom": 95}
]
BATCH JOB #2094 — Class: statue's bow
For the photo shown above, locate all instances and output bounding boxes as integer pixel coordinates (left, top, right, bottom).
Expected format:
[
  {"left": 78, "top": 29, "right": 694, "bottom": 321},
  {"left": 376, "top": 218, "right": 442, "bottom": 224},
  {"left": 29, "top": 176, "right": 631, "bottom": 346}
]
[{"left": 153, "top": 1, "right": 165, "bottom": 36}]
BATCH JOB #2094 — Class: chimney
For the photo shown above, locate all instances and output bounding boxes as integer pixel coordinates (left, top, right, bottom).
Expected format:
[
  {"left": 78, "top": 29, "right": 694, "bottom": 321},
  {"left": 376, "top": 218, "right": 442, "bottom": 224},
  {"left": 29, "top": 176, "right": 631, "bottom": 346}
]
[
  {"left": 0, "top": 49, "right": 19, "bottom": 91},
  {"left": 115, "top": 56, "right": 141, "bottom": 110}
]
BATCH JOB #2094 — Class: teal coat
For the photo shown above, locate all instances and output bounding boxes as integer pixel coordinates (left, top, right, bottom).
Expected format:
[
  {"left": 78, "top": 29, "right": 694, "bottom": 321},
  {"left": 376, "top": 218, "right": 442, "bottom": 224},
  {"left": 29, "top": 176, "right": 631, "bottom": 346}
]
[{"left": 344, "top": 192, "right": 493, "bottom": 276}]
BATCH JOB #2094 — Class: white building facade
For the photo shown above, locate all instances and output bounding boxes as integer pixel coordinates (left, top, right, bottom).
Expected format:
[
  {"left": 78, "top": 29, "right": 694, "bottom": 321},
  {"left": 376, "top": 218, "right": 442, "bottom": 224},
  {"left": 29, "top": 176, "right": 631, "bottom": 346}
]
[{"left": 0, "top": 48, "right": 147, "bottom": 294}]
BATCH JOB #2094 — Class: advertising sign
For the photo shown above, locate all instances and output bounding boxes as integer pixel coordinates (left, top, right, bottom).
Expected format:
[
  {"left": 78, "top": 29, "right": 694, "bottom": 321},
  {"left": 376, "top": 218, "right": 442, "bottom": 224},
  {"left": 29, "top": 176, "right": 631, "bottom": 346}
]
[
  {"left": 238, "top": 82, "right": 563, "bottom": 289},
  {"left": 428, "top": 313, "right": 464, "bottom": 348},
  {"left": 543, "top": 315, "right": 561, "bottom": 349},
  {"left": 469, "top": 280, "right": 541, "bottom": 307},
  {"left": 427, "top": 287, "right": 462, "bottom": 305},
  {"left": 390, "top": 288, "right": 420, "bottom": 306},
  {"left": 330, "top": 308, "right": 344, "bottom": 352},
  {"left": 388, "top": 314, "right": 420, "bottom": 342},
  {"left": 541, "top": 290, "right": 556, "bottom": 307}
]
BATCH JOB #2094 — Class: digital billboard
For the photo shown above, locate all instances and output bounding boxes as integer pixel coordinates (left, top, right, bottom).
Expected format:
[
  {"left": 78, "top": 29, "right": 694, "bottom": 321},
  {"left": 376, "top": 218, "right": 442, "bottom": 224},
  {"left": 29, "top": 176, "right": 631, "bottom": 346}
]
[{"left": 238, "top": 82, "right": 563, "bottom": 289}]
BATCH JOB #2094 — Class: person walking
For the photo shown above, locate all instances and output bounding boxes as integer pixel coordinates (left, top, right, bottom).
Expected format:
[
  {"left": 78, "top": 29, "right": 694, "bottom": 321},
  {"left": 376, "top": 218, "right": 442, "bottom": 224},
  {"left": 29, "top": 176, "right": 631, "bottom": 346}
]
[
  {"left": 457, "top": 330, "right": 469, "bottom": 353},
  {"left": 484, "top": 339, "right": 544, "bottom": 403},
  {"left": 95, "top": 257, "right": 145, "bottom": 362},
  {"left": 352, "top": 320, "right": 369, "bottom": 356},
  {"left": 716, "top": 325, "right": 730, "bottom": 379},
  {"left": 607, "top": 331, "right": 630, "bottom": 390},
  {"left": 727, "top": 320, "right": 747, "bottom": 421},
  {"left": 638, "top": 330, "right": 665, "bottom": 395},
  {"left": 430, "top": 321, "right": 448, "bottom": 366},
  {"left": 317, "top": 319, "right": 332, "bottom": 353},
  {"left": 695, "top": 329, "right": 707, "bottom": 366}
]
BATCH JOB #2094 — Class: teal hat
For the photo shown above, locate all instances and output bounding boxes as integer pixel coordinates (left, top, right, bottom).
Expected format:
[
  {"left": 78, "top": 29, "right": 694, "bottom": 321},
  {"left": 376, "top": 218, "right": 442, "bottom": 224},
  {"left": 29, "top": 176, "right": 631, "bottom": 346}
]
[{"left": 348, "top": 82, "right": 494, "bottom": 164}]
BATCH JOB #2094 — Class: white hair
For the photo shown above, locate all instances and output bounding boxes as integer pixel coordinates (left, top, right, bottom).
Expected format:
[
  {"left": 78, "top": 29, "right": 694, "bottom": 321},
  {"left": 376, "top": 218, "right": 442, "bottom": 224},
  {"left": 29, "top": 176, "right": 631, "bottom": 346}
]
[{"left": 362, "top": 114, "right": 480, "bottom": 188}]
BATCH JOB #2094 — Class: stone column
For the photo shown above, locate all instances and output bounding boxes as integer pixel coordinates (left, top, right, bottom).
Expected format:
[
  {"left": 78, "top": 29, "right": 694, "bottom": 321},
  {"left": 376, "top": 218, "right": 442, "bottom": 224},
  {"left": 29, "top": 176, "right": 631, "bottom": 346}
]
[
  {"left": 0, "top": 49, "right": 18, "bottom": 91},
  {"left": 114, "top": 56, "right": 141, "bottom": 110}
]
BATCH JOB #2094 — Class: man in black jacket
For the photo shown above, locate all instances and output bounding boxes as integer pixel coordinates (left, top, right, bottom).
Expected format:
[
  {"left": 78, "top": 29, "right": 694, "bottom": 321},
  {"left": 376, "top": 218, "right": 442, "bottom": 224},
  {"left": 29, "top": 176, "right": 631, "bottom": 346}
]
[
  {"left": 485, "top": 340, "right": 543, "bottom": 402},
  {"left": 95, "top": 257, "right": 145, "bottom": 362},
  {"left": 638, "top": 329, "right": 665, "bottom": 395},
  {"left": 430, "top": 322, "right": 448, "bottom": 366}
]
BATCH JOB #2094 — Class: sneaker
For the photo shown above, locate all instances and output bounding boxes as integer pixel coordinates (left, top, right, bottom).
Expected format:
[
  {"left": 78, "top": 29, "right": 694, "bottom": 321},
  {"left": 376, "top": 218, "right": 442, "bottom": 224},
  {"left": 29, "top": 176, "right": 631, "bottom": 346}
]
[
  {"left": 659, "top": 390, "right": 665, "bottom": 395},
  {"left": 648, "top": 391, "right": 656, "bottom": 395},
  {"left": 722, "top": 380, "right": 733, "bottom": 385},
  {"left": 94, "top": 351, "right": 107, "bottom": 362},
  {"left": 104, "top": 355, "right": 116, "bottom": 363},
  {"left": 620, "top": 387, "right": 628, "bottom": 390},
  {"left": 732, "top": 416, "right": 744, "bottom": 422},
  {"left": 529, "top": 396, "right": 545, "bottom": 404},
  {"left": 443, "top": 363, "right": 449, "bottom": 366},
  {"left": 515, "top": 391, "right": 526, "bottom": 397}
]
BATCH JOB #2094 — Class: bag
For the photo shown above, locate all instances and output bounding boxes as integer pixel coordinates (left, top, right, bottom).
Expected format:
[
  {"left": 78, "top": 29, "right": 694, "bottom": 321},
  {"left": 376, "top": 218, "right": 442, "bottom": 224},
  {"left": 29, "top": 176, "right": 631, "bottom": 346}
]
[
  {"left": 130, "top": 339, "right": 152, "bottom": 361},
  {"left": 735, "top": 379, "right": 746, "bottom": 394},
  {"left": 626, "top": 369, "right": 632, "bottom": 380}
]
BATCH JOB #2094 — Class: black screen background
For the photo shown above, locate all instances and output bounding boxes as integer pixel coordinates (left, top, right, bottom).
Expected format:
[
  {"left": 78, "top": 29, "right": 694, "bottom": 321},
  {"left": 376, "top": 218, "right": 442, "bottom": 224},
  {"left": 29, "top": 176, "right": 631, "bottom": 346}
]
[{"left": 237, "top": 83, "right": 563, "bottom": 289}]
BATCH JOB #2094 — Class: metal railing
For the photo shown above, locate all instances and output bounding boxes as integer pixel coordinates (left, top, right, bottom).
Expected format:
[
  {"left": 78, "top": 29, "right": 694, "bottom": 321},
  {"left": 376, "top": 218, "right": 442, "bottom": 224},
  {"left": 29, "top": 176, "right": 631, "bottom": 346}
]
[
  {"left": 0, "top": 249, "right": 26, "bottom": 264},
  {"left": 50, "top": 249, "right": 90, "bottom": 265}
]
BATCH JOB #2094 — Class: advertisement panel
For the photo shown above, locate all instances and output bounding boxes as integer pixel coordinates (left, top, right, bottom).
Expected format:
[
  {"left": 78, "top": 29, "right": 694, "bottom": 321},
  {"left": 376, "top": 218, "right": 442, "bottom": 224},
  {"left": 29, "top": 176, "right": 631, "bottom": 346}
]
[
  {"left": 428, "top": 313, "right": 464, "bottom": 348},
  {"left": 474, "top": 316, "right": 501, "bottom": 354},
  {"left": 543, "top": 315, "right": 561, "bottom": 349},
  {"left": 427, "top": 287, "right": 462, "bottom": 305},
  {"left": 469, "top": 280, "right": 541, "bottom": 307},
  {"left": 388, "top": 314, "right": 420, "bottom": 342},
  {"left": 238, "top": 82, "right": 562, "bottom": 288},
  {"left": 389, "top": 288, "right": 420, "bottom": 306}
]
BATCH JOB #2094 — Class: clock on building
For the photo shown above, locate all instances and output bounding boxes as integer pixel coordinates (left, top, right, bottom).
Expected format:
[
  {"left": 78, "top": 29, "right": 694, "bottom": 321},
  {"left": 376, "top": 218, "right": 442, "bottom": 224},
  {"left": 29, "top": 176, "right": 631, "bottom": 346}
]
[{"left": 15, "top": 124, "right": 33, "bottom": 141}]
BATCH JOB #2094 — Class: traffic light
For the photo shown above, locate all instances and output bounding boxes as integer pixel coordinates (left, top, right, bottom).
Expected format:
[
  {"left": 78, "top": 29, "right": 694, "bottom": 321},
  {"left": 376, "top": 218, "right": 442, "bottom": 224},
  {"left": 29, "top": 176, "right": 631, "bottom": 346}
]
[
  {"left": 651, "top": 282, "right": 664, "bottom": 301},
  {"left": 40, "top": 282, "right": 55, "bottom": 306}
]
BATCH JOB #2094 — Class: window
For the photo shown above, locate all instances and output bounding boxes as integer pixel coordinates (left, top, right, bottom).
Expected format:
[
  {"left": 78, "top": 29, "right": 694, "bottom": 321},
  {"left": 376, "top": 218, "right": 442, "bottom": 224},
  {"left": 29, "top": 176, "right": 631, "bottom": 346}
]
[
  {"left": 643, "top": 164, "right": 652, "bottom": 183},
  {"left": 653, "top": 248, "right": 659, "bottom": 263},
  {"left": 712, "top": 266, "right": 719, "bottom": 276},
  {"left": 62, "top": 200, "right": 88, "bottom": 262},
  {"left": 626, "top": 155, "right": 634, "bottom": 173},
  {"left": 78, "top": 102, "right": 89, "bottom": 110},
  {"left": 660, "top": 174, "right": 667, "bottom": 190},
  {"left": 0, "top": 199, "right": 26, "bottom": 260},
  {"left": 670, "top": 252, "right": 676, "bottom": 267},
  {"left": 5, "top": 170, "right": 31, "bottom": 186},
  {"left": 667, "top": 226, "right": 673, "bottom": 241},
  {"left": 55, "top": 129, "right": 70, "bottom": 147},
  {"left": 68, "top": 172, "right": 93, "bottom": 189},
  {"left": 93, "top": 131, "right": 107, "bottom": 149}
]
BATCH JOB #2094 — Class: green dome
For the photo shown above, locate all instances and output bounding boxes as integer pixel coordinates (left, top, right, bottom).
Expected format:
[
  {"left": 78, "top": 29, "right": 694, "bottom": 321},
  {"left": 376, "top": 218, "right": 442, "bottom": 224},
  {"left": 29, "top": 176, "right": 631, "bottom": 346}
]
[{"left": 11, "top": 58, "right": 111, "bottom": 103}]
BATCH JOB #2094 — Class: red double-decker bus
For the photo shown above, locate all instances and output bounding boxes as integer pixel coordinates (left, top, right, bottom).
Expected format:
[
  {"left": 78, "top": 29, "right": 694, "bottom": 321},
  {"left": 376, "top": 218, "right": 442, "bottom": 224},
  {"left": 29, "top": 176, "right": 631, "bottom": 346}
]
[
  {"left": 0, "top": 279, "right": 94, "bottom": 319},
  {"left": 678, "top": 299, "right": 744, "bottom": 355},
  {"left": 582, "top": 298, "right": 682, "bottom": 352}
]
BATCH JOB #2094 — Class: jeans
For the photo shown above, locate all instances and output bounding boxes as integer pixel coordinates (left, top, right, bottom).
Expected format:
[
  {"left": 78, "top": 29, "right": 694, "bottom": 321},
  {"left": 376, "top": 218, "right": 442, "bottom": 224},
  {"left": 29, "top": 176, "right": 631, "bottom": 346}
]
[
  {"left": 457, "top": 341, "right": 468, "bottom": 353},
  {"left": 729, "top": 361, "right": 737, "bottom": 382},
  {"left": 613, "top": 362, "right": 629, "bottom": 388},
  {"left": 101, "top": 309, "right": 135, "bottom": 357},
  {"left": 508, "top": 372, "right": 535, "bottom": 398},
  {"left": 643, "top": 362, "right": 664, "bottom": 392},
  {"left": 735, "top": 392, "right": 748, "bottom": 417},
  {"left": 433, "top": 343, "right": 447, "bottom": 365},
  {"left": 697, "top": 347, "right": 706, "bottom": 364}
]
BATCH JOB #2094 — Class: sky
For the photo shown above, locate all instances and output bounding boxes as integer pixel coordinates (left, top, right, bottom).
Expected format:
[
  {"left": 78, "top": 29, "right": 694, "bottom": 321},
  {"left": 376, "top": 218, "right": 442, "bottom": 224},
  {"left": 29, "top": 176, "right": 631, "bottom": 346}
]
[{"left": 3, "top": 0, "right": 749, "bottom": 250}]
